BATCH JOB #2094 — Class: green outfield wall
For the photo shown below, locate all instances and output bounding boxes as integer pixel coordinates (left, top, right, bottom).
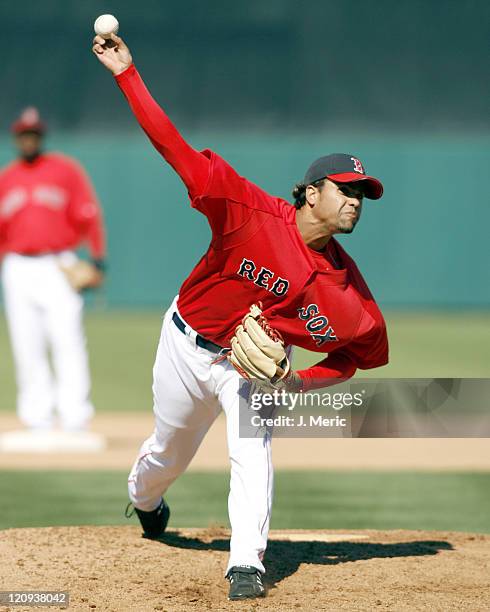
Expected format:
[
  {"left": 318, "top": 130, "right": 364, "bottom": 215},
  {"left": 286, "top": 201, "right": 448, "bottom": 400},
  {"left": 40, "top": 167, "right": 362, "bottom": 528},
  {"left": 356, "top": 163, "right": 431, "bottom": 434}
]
[
  {"left": 0, "top": 1, "right": 488, "bottom": 133},
  {"left": 0, "top": 0, "right": 489, "bottom": 308},
  {"left": 1, "top": 133, "right": 488, "bottom": 308}
]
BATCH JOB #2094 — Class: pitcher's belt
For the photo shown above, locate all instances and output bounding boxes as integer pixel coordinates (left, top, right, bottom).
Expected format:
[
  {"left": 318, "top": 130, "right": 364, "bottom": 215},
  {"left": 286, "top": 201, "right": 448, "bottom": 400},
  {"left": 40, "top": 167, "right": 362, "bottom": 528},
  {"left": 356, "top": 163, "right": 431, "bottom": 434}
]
[{"left": 172, "top": 312, "right": 225, "bottom": 354}]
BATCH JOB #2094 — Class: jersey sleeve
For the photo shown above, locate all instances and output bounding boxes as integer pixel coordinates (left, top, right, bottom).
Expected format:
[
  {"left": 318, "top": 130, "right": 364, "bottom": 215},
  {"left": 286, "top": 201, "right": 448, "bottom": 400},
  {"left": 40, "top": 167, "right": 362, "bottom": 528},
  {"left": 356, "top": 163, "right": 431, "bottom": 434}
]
[
  {"left": 115, "top": 65, "right": 285, "bottom": 237},
  {"left": 338, "top": 281, "right": 389, "bottom": 371},
  {"left": 65, "top": 159, "right": 106, "bottom": 260},
  {"left": 341, "top": 317, "right": 389, "bottom": 371},
  {"left": 115, "top": 64, "right": 210, "bottom": 199},
  {"left": 191, "top": 150, "right": 287, "bottom": 236},
  {"left": 297, "top": 314, "right": 389, "bottom": 391},
  {"left": 296, "top": 351, "right": 358, "bottom": 392}
]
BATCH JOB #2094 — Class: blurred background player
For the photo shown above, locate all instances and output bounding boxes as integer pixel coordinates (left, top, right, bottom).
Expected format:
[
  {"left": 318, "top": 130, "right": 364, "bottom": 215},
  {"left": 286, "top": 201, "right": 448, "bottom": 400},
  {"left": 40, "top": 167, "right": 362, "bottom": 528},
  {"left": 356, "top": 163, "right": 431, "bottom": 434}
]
[{"left": 0, "top": 107, "right": 107, "bottom": 451}]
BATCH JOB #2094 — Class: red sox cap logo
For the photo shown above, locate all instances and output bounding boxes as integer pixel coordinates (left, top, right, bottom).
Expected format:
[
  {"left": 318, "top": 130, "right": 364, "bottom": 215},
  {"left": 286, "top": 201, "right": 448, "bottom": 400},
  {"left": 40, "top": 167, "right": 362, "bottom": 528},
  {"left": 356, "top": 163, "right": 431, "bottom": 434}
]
[{"left": 351, "top": 157, "right": 365, "bottom": 174}]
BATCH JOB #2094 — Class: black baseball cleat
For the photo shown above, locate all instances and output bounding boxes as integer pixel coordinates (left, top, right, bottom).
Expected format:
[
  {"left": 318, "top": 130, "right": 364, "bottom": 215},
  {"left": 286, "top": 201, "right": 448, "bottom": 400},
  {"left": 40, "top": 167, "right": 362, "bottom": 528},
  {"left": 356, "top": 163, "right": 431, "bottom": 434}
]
[
  {"left": 125, "top": 498, "right": 170, "bottom": 539},
  {"left": 227, "top": 565, "right": 266, "bottom": 600}
]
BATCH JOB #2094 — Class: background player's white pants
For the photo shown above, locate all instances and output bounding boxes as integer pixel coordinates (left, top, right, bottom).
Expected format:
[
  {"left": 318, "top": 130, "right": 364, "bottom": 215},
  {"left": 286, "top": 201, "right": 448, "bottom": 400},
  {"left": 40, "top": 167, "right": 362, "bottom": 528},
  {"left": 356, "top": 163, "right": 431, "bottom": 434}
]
[
  {"left": 128, "top": 298, "right": 273, "bottom": 574},
  {"left": 1, "top": 253, "right": 94, "bottom": 431}
]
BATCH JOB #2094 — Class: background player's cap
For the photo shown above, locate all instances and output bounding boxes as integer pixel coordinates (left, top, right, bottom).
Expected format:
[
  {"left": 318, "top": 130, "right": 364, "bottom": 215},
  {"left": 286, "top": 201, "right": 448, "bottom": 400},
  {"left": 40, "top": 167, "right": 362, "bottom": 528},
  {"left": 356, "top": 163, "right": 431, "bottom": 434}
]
[
  {"left": 11, "top": 107, "right": 46, "bottom": 135},
  {"left": 304, "top": 153, "right": 383, "bottom": 200}
]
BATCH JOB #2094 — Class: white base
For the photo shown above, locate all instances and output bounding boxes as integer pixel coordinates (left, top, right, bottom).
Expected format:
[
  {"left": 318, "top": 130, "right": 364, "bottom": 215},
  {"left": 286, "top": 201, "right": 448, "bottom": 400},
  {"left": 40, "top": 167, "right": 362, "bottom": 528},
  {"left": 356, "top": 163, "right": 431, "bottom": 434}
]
[{"left": 0, "top": 429, "right": 107, "bottom": 453}]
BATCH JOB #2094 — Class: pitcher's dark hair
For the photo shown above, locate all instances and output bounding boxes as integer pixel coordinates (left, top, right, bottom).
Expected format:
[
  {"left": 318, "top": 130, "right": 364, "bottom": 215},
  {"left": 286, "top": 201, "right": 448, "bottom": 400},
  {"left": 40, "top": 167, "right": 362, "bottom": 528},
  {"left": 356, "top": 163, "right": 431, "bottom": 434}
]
[{"left": 292, "top": 179, "right": 326, "bottom": 209}]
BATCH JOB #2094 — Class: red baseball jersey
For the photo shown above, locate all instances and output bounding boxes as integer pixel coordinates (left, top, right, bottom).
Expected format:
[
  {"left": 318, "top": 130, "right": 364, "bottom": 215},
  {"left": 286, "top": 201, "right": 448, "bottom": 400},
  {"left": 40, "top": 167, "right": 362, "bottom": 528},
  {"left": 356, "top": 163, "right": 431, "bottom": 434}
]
[
  {"left": 116, "top": 65, "right": 388, "bottom": 389},
  {"left": 0, "top": 153, "right": 105, "bottom": 259}
]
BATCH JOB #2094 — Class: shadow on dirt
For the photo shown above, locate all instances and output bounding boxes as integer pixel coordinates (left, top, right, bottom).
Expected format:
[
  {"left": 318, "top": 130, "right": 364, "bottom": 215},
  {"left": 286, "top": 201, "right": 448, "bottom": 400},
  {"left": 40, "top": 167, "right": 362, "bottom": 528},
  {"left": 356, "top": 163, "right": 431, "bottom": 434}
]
[{"left": 157, "top": 531, "right": 453, "bottom": 589}]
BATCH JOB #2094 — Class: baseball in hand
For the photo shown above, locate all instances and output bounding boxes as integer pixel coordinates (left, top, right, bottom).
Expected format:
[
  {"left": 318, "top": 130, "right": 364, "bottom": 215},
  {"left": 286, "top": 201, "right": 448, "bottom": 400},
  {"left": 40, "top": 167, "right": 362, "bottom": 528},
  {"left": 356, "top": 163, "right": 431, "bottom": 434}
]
[{"left": 94, "top": 14, "right": 119, "bottom": 39}]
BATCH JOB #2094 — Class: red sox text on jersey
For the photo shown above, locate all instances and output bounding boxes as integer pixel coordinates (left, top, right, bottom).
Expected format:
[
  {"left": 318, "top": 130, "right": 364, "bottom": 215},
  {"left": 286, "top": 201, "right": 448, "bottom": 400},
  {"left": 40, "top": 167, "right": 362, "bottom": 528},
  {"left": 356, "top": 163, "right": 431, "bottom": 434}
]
[
  {"left": 236, "top": 258, "right": 337, "bottom": 346},
  {"left": 237, "top": 258, "right": 289, "bottom": 297}
]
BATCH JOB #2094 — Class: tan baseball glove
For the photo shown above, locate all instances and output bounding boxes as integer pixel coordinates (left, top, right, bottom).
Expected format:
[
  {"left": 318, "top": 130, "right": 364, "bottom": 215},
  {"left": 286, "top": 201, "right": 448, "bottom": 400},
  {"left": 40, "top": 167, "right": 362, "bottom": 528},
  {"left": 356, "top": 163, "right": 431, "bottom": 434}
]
[
  {"left": 228, "top": 304, "right": 292, "bottom": 386},
  {"left": 59, "top": 260, "right": 104, "bottom": 292}
]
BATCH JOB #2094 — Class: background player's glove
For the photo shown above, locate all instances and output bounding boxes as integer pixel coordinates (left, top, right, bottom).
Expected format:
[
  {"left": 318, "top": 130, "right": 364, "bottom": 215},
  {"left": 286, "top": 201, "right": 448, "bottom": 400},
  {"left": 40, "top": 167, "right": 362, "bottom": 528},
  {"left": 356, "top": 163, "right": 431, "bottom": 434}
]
[
  {"left": 228, "top": 304, "right": 301, "bottom": 390},
  {"left": 59, "top": 259, "right": 104, "bottom": 292}
]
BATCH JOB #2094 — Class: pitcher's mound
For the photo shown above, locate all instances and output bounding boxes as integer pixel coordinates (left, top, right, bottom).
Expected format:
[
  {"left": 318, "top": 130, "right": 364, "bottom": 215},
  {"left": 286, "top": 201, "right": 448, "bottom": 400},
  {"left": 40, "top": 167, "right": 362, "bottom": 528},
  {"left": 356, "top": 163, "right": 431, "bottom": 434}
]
[{"left": 1, "top": 526, "right": 488, "bottom": 611}]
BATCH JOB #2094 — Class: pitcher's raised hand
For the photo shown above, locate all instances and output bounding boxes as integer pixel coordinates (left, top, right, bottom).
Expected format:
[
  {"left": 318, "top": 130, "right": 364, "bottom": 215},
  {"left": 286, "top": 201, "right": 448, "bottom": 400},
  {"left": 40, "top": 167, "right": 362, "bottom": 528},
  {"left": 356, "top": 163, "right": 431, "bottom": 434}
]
[{"left": 92, "top": 33, "right": 132, "bottom": 76}]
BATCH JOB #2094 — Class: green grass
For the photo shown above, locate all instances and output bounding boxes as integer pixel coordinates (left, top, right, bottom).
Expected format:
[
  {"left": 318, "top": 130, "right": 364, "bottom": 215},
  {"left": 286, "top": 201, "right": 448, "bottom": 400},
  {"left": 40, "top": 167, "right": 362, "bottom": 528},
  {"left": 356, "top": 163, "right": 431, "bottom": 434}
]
[
  {"left": 0, "top": 311, "right": 489, "bottom": 411},
  {"left": 1, "top": 470, "right": 489, "bottom": 533}
]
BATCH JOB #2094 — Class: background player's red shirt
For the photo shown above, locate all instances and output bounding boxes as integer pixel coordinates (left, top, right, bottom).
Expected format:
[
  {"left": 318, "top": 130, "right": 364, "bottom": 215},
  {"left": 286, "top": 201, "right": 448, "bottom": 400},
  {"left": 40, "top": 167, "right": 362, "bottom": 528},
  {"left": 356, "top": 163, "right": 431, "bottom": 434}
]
[
  {"left": 116, "top": 65, "right": 388, "bottom": 389},
  {"left": 0, "top": 153, "right": 105, "bottom": 259}
]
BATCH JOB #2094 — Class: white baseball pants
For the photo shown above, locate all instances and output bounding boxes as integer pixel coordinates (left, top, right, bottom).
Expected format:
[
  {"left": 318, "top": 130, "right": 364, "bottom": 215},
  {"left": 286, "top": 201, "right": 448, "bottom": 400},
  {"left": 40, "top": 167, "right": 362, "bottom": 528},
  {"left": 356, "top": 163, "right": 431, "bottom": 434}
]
[
  {"left": 128, "top": 298, "right": 273, "bottom": 574},
  {"left": 1, "top": 253, "right": 94, "bottom": 431}
]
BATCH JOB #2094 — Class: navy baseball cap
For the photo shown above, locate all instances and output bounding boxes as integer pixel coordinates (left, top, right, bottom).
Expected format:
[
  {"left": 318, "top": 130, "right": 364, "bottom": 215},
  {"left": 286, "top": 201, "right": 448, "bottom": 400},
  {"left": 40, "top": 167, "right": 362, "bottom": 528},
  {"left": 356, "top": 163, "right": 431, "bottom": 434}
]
[{"left": 304, "top": 153, "right": 383, "bottom": 200}]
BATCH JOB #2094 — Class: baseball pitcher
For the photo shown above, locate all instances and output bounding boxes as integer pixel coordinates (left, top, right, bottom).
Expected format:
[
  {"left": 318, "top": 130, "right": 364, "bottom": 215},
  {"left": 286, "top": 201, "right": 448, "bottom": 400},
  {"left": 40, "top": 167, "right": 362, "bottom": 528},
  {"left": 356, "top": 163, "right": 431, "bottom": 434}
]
[{"left": 93, "top": 33, "right": 388, "bottom": 601}]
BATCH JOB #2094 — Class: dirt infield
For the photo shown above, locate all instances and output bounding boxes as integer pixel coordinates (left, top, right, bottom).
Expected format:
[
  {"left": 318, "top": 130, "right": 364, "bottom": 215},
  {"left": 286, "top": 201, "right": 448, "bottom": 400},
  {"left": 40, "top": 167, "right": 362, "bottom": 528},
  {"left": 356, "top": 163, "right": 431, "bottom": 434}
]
[
  {"left": 0, "top": 527, "right": 489, "bottom": 611},
  {"left": 1, "top": 413, "right": 489, "bottom": 471}
]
